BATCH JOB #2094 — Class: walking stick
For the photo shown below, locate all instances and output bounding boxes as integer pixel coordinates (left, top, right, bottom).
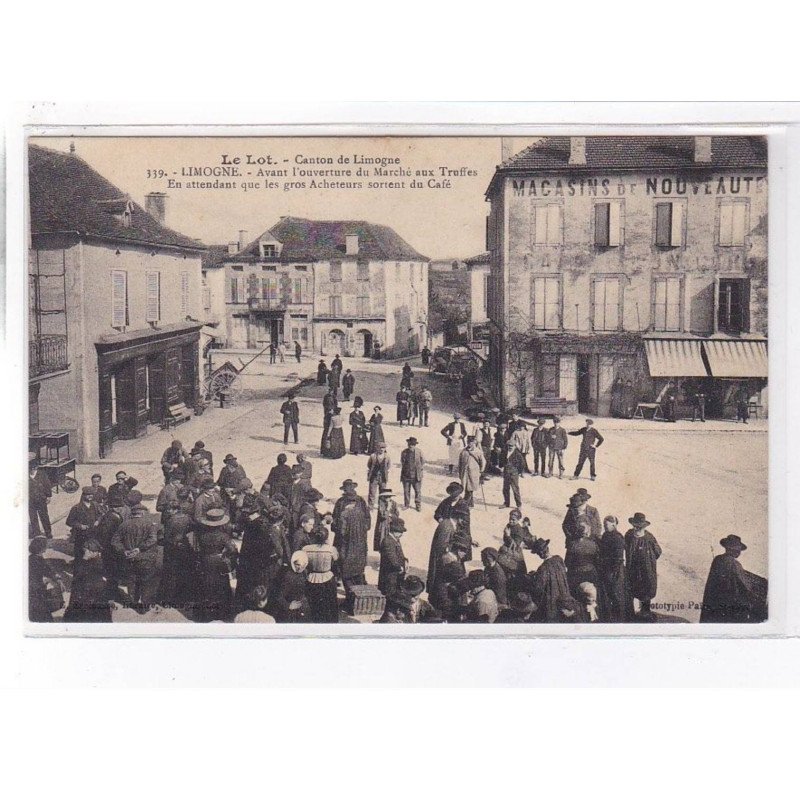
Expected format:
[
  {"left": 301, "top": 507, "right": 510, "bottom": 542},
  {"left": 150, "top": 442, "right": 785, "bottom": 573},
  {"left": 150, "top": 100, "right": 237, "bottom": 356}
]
[{"left": 479, "top": 473, "right": 488, "bottom": 510}]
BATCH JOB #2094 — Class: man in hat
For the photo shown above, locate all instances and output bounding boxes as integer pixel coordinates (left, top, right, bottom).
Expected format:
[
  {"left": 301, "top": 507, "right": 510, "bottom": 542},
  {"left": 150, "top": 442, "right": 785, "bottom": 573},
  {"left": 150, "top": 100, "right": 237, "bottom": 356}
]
[
  {"left": 297, "top": 452, "right": 313, "bottom": 480},
  {"left": 65, "top": 487, "right": 101, "bottom": 560},
  {"left": 501, "top": 441, "right": 525, "bottom": 510},
  {"left": 700, "top": 535, "right": 767, "bottom": 623},
  {"left": 195, "top": 507, "right": 237, "bottom": 621},
  {"left": 107, "top": 471, "right": 136, "bottom": 509},
  {"left": 569, "top": 419, "right": 604, "bottom": 481},
  {"left": 161, "top": 439, "right": 188, "bottom": 484},
  {"left": 418, "top": 385, "right": 432, "bottom": 427},
  {"left": 490, "top": 421, "right": 509, "bottom": 473},
  {"left": 28, "top": 460, "right": 53, "bottom": 539},
  {"left": 262, "top": 453, "right": 294, "bottom": 507},
  {"left": 193, "top": 476, "right": 224, "bottom": 525},
  {"left": 378, "top": 518, "right": 407, "bottom": 598},
  {"left": 156, "top": 472, "right": 184, "bottom": 526},
  {"left": 509, "top": 414, "right": 531, "bottom": 474},
  {"left": 289, "top": 463, "right": 312, "bottom": 527},
  {"left": 441, "top": 413, "right": 467, "bottom": 475},
  {"left": 280, "top": 391, "right": 301, "bottom": 445},
  {"left": 317, "top": 359, "right": 329, "bottom": 386},
  {"left": 562, "top": 488, "right": 602, "bottom": 547},
  {"left": 342, "top": 368, "right": 355, "bottom": 401},
  {"left": 547, "top": 416, "right": 568, "bottom": 478},
  {"left": 529, "top": 538, "right": 572, "bottom": 623},
  {"left": 458, "top": 435, "right": 486, "bottom": 508},
  {"left": 496, "top": 591, "right": 538, "bottom": 623},
  {"left": 373, "top": 488, "right": 400, "bottom": 552},
  {"left": 400, "top": 436, "right": 425, "bottom": 512},
  {"left": 294, "top": 339, "right": 303, "bottom": 364},
  {"left": 531, "top": 418, "right": 550, "bottom": 476},
  {"left": 481, "top": 547, "right": 508, "bottom": 607},
  {"left": 434, "top": 481, "right": 474, "bottom": 557},
  {"left": 63, "top": 538, "right": 114, "bottom": 623},
  {"left": 218, "top": 453, "right": 247, "bottom": 491},
  {"left": 624, "top": 512, "right": 662, "bottom": 620},
  {"left": 464, "top": 569, "right": 499, "bottom": 622},
  {"left": 110, "top": 500, "right": 161, "bottom": 607},
  {"left": 89, "top": 473, "right": 108, "bottom": 512},
  {"left": 190, "top": 440, "right": 214, "bottom": 472},
  {"left": 331, "top": 479, "right": 371, "bottom": 593},
  {"left": 366, "top": 443, "right": 392, "bottom": 510}
]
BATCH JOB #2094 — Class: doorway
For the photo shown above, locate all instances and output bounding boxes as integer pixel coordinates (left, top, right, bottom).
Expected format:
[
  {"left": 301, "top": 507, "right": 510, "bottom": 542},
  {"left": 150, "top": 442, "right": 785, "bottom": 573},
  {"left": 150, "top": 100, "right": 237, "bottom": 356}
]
[
  {"left": 577, "top": 355, "right": 592, "bottom": 413},
  {"left": 357, "top": 329, "right": 373, "bottom": 358}
]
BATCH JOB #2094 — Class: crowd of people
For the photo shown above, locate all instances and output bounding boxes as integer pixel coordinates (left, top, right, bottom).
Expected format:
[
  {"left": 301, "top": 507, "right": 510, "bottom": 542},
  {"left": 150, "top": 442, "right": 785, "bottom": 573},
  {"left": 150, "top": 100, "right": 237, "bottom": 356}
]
[{"left": 28, "top": 356, "right": 767, "bottom": 626}]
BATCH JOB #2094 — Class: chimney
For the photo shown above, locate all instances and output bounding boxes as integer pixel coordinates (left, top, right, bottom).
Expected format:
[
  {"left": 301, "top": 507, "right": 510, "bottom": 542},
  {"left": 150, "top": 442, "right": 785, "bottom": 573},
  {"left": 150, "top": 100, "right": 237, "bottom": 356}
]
[
  {"left": 345, "top": 234, "right": 359, "bottom": 256},
  {"left": 228, "top": 241, "right": 239, "bottom": 254},
  {"left": 145, "top": 192, "right": 167, "bottom": 224},
  {"left": 695, "top": 136, "right": 712, "bottom": 163},
  {"left": 568, "top": 137, "right": 587, "bottom": 166},
  {"left": 238, "top": 230, "right": 248, "bottom": 250},
  {"left": 500, "top": 138, "right": 515, "bottom": 163}
]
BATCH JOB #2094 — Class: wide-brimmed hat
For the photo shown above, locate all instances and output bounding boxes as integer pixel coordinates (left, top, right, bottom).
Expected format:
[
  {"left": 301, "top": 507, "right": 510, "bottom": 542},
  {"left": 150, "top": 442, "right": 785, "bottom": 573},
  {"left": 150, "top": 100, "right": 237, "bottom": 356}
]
[
  {"left": 201, "top": 508, "right": 230, "bottom": 527},
  {"left": 340, "top": 479, "right": 358, "bottom": 491},
  {"left": 720, "top": 534, "right": 747, "bottom": 551},
  {"left": 628, "top": 512, "right": 650, "bottom": 528},
  {"left": 223, "top": 453, "right": 236, "bottom": 463},
  {"left": 537, "top": 417, "right": 546, "bottom": 425},
  {"left": 201, "top": 476, "right": 216, "bottom": 489},
  {"left": 406, "top": 437, "right": 418, "bottom": 445},
  {"left": 374, "top": 405, "right": 382, "bottom": 411},
  {"left": 531, "top": 538, "right": 551, "bottom": 558},
  {"left": 389, "top": 519, "right": 407, "bottom": 534},
  {"left": 403, "top": 575, "right": 425, "bottom": 597},
  {"left": 446, "top": 481, "right": 463, "bottom": 495},
  {"left": 379, "top": 488, "right": 395, "bottom": 498},
  {"left": 304, "top": 487, "right": 324, "bottom": 503}
]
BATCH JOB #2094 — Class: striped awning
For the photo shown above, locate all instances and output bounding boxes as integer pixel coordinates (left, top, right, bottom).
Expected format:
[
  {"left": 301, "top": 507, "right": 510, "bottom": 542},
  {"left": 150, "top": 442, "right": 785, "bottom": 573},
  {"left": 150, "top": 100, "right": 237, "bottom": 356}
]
[
  {"left": 703, "top": 340, "right": 768, "bottom": 378},
  {"left": 644, "top": 339, "right": 708, "bottom": 377}
]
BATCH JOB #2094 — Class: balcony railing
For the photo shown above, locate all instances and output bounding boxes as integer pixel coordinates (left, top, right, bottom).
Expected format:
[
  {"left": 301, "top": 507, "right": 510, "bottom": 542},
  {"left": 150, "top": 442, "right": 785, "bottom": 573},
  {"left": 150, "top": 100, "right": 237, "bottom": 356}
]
[
  {"left": 29, "top": 334, "right": 69, "bottom": 378},
  {"left": 248, "top": 297, "right": 286, "bottom": 312}
]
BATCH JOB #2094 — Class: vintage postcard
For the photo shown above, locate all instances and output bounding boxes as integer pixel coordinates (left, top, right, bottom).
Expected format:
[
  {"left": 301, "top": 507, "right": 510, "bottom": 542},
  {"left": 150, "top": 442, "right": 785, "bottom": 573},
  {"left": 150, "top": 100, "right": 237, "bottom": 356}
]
[{"left": 23, "top": 130, "right": 773, "bottom": 633}]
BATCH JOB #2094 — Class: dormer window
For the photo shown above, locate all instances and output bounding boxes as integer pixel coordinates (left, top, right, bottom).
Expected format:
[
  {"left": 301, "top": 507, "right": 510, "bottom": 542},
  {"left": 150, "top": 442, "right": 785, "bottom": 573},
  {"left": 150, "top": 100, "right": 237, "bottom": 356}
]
[
  {"left": 260, "top": 242, "right": 278, "bottom": 259},
  {"left": 96, "top": 197, "right": 134, "bottom": 228},
  {"left": 122, "top": 201, "right": 133, "bottom": 228}
]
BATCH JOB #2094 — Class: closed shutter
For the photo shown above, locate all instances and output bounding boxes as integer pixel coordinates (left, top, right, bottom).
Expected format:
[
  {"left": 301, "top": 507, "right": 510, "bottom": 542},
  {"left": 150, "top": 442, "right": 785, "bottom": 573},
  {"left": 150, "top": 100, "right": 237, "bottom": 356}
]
[
  {"left": 180, "top": 271, "right": 189, "bottom": 315},
  {"left": 534, "top": 206, "right": 548, "bottom": 244},
  {"left": 670, "top": 202, "right": 683, "bottom": 246},
  {"left": 665, "top": 277, "right": 681, "bottom": 330},
  {"left": 559, "top": 355, "right": 577, "bottom": 401},
  {"left": 547, "top": 205, "right": 561, "bottom": 244},
  {"left": 609, "top": 200, "right": 622, "bottom": 246},
  {"left": 719, "top": 202, "right": 734, "bottom": 246},
  {"left": 595, "top": 203, "right": 610, "bottom": 247},
  {"left": 134, "top": 356, "right": 149, "bottom": 435},
  {"left": 732, "top": 203, "right": 747, "bottom": 245},
  {"left": 145, "top": 272, "right": 160, "bottom": 322},
  {"left": 111, "top": 270, "right": 127, "bottom": 327},
  {"left": 655, "top": 203, "right": 672, "bottom": 246}
]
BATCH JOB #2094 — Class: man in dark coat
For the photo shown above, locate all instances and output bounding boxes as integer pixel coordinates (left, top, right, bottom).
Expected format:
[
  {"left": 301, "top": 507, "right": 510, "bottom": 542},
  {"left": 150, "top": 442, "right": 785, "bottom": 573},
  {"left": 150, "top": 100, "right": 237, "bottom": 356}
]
[
  {"left": 28, "top": 462, "right": 53, "bottom": 538},
  {"left": 366, "top": 444, "right": 391, "bottom": 510},
  {"left": 63, "top": 539, "right": 113, "bottom": 623},
  {"left": 322, "top": 387, "right": 337, "bottom": 439},
  {"left": 156, "top": 473, "right": 184, "bottom": 526},
  {"left": 160, "top": 496, "right": 198, "bottom": 611},
  {"left": 280, "top": 391, "right": 301, "bottom": 444},
  {"left": 66, "top": 487, "right": 101, "bottom": 560},
  {"left": 700, "top": 535, "right": 767, "bottom": 623},
  {"left": 262, "top": 453, "right": 294, "bottom": 505},
  {"left": 597, "top": 515, "right": 631, "bottom": 622},
  {"left": 190, "top": 441, "right": 214, "bottom": 472},
  {"left": 107, "top": 471, "right": 135, "bottom": 509},
  {"left": 434, "top": 481, "right": 473, "bottom": 556},
  {"left": 378, "top": 519, "right": 407, "bottom": 598},
  {"left": 89, "top": 473, "right": 108, "bottom": 512},
  {"left": 481, "top": 547, "right": 508, "bottom": 607},
  {"left": 317, "top": 359, "right": 329, "bottom": 385},
  {"left": 547, "top": 416, "right": 568, "bottom": 478},
  {"left": 161, "top": 439, "right": 189, "bottom": 484},
  {"left": 569, "top": 419, "right": 604, "bottom": 480},
  {"left": 331, "top": 479, "right": 371, "bottom": 593},
  {"left": 110, "top": 502, "right": 161, "bottom": 607},
  {"left": 400, "top": 436, "right": 425, "bottom": 512},
  {"left": 218, "top": 453, "right": 247, "bottom": 490},
  {"left": 562, "top": 489, "right": 602, "bottom": 547},
  {"left": 342, "top": 369, "right": 355, "bottom": 401},
  {"left": 530, "top": 418, "right": 550, "bottom": 476},
  {"left": 530, "top": 538, "right": 572, "bottom": 623},
  {"left": 624, "top": 512, "right": 662, "bottom": 620}
]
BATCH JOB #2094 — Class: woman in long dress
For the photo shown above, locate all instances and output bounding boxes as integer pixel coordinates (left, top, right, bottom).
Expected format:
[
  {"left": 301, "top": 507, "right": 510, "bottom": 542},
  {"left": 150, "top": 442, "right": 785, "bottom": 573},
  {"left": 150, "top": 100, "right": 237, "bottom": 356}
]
[
  {"left": 302, "top": 526, "right": 340, "bottom": 623},
  {"left": 368, "top": 405, "right": 386, "bottom": 454},
  {"left": 322, "top": 406, "right": 347, "bottom": 459},
  {"left": 349, "top": 396, "right": 368, "bottom": 455}
]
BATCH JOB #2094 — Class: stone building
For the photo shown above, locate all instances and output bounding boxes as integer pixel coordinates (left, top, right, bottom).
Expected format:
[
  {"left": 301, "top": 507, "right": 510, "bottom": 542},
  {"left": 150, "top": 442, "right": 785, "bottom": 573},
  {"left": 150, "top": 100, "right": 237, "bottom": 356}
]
[
  {"left": 485, "top": 135, "right": 768, "bottom": 418},
  {"left": 207, "top": 217, "right": 429, "bottom": 358},
  {"left": 464, "top": 251, "right": 491, "bottom": 344},
  {"left": 28, "top": 144, "right": 205, "bottom": 459}
]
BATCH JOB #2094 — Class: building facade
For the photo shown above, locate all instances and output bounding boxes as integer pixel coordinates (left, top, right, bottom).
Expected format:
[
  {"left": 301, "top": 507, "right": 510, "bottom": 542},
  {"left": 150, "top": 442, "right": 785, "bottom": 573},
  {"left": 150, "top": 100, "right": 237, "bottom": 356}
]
[
  {"left": 464, "top": 251, "right": 491, "bottom": 345},
  {"left": 28, "top": 144, "right": 205, "bottom": 460},
  {"left": 485, "top": 136, "right": 768, "bottom": 417},
  {"left": 207, "top": 217, "right": 429, "bottom": 358}
]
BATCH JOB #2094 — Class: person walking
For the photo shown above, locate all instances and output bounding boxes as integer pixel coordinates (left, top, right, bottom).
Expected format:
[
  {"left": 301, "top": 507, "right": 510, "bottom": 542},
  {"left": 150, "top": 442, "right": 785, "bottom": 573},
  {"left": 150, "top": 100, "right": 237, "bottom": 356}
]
[
  {"left": 441, "top": 413, "right": 467, "bottom": 475},
  {"left": 280, "top": 391, "right": 301, "bottom": 444},
  {"left": 692, "top": 389, "right": 707, "bottom": 423},
  {"left": 736, "top": 387, "right": 751, "bottom": 424},
  {"left": 400, "top": 362, "right": 413, "bottom": 390},
  {"left": 28, "top": 461, "right": 53, "bottom": 539},
  {"left": 624, "top": 512, "right": 662, "bottom": 621},
  {"left": 342, "top": 369, "right": 355, "bottom": 401},
  {"left": 408, "top": 387, "right": 420, "bottom": 427},
  {"left": 400, "top": 436, "right": 425, "bottom": 512},
  {"left": 331, "top": 479, "right": 371, "bottom": 593},
  {"left": 396, "top": 386, "right": 411, "bottom": 426},
  {"left": 457, "top": 436, "right": 486, "bottom": 508},
  {"left": 378, "top": 518, "right": 407, "bottom": 598},
  {"left": 322, "top": 386, "right": 337, "bottom": 440},
  {"left": 501, "top": 442, "right": 524, "bottom": 509},
  {"left": 294, "top": 340, "right": 302, "bottom": 363},
  {"left": 367, "top": 406, "right": 386, "bottom": 454},
  {"left": 569, "top": 418, "right": 604, "bottom": 481},
  {"left": 268, "top": 341, "right": 277, "bottom": 364},
  {"left": 366, "top": 443, "right": 392, "bottom": 509},
  {"left": 418, "top": 385, "right": 432, "bottom": 427},
  {"left": 348, "top": 397, "right": 369, "bottom": 455},
  {"left": 321, "top": 406, "right": 346, "bottom": 459},
  {"left": 530, "top": 418, "right": 550, "bottom": 476},
  {"left": 547, "top": 416, "right": 568, "bottom": 478}
]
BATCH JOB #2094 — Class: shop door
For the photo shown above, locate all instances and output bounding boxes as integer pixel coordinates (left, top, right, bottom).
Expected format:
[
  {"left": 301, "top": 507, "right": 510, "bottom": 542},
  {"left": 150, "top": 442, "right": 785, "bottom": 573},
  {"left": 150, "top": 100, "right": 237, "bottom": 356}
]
[
  {"left": 270, "top": 318, "right": 284, "bottom": 345},
  {"left": 98, "top": 366, "right": 114, "bottom": 455},
  {"left": 134, "top": 356, "right": 149, "bottom": 436},
  {"left": 541, "top": 355, "right": 559, "bottom": 398},
  {"left": 115, "top": 360, "right": 137, "bottom": 439},
  {"left": 559, "top": 355, "right": 577, "bottom": 402},
  {"left": 577, "top": 355, "right": 592, "bottom": 413},
  {"left": 597, "top": 356, "right": 616, "bottom": 416},
  {"left": 181, "top": 343, "right": 197, "bottom": 407},
  {"left": 359, "top": 330, "right": 373, "bottom": 357},
  {"left": 29, "top": 383, "right": 40, "bottom": 434},
  {"left": 148, "top": 352, "right": 167, "bottom": 424},
  {"left": 165, "top": 348, "right": 182, "bottom": 407}
]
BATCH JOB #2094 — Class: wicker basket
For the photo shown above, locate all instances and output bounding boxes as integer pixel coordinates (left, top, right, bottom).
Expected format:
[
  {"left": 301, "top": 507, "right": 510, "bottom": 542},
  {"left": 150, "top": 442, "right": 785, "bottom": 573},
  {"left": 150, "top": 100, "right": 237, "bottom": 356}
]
[{"left": 349, "top": 584, "right": 386, "bottom": 617}]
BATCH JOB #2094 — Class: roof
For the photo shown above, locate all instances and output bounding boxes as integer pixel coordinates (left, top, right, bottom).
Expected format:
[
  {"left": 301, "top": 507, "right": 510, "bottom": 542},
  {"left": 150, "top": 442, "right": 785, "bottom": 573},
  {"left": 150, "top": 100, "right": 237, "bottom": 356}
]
[
  {"left": 230, "top": 216, "right": 428, "bottom": 263},
  {"left": 464, "top": 251, "right": 490, "bottom": 267},
  {"left": 28, "top": 143, "right": 205, "bottom": 252},
  {"left": 202, "top": 244, "right": 231, "bottom": 270},
  {"left": 487, "top": 136, "right": 768, "bottom": 195}
]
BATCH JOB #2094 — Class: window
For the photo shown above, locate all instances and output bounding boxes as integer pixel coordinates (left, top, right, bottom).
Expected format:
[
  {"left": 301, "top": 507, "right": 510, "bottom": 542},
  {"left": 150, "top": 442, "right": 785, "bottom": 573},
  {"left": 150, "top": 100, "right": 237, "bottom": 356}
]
[
  {"left": 330, "top": 261, "right": 342, "bottom": 282},
  {"left": 482, "top": 273, "right": 489, "bottom": 313},
  {"left": 261, "top": 276, "right": 278, "bottom": 301},
  {"left": 594, "top": 201, "right": 623, "bottom": 247},
  {"left": 356, "top": 295, "right": 370, "bottom": 316},
  {"left": 329, "top": 295, "right": 342, "bottom": 316},
  {"left": 111, "top": 269, "right": 128, "bottom": 327},
  {"left": 292, "top": 277, "right": 307, "bottom": 304},
  {"left": 229, "top": 276, "right": 245, "bottom": 303},
  {"left": 592, "top": 276, "right": 623, "bottom": 331},
  {"left": 655, "top": 202, "right": 684, "bottom": 247},
  {"left": 717, "top": 278, "right": 750, "bottom": 333},
  {"left": 652, "top": 276, "right": 683, "bottom": 332},
  {"left": 145, "top": 272, "right": 161, "bottom": 322},
  {"left": 719, "top": 201, "right": 747, "bottom": 246},
  {"left": 260, "top": 242, "right": 277, "bottom": 259},
  {"left": 357, "top": 261, "right": 369, "bottom": 282},
  {"left": 180, "top": 271, "right": 189, "bottom": 316},
  {"left": 533, "top": 204, "right": 562, "bottom": 245},
  {"left": 531, "top": 276, "right": 561, "bottom": 330}
]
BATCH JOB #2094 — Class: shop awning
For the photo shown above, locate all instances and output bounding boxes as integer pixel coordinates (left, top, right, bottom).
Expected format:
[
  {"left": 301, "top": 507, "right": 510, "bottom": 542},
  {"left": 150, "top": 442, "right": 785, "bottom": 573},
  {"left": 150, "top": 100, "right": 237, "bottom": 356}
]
[
  {"left": 644, "top": 339, "right": 708, "bottom": 377},
  {"left": 703, "top": 340, "right": 768, "bottom": 378}
]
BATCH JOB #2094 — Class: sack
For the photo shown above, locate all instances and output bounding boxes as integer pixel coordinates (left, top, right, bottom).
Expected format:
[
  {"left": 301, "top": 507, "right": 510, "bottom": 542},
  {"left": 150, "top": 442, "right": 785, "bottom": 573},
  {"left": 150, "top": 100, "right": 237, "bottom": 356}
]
[{"left": 45, "top": 580, "right": 64, "bottom": 613}]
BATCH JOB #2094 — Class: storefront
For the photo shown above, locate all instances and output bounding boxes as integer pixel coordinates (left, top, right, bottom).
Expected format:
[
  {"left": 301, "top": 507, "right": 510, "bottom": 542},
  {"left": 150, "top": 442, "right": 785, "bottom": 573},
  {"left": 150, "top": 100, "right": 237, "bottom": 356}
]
[{"left": 96, "top": 322, "right": 202, "bottom": 457}]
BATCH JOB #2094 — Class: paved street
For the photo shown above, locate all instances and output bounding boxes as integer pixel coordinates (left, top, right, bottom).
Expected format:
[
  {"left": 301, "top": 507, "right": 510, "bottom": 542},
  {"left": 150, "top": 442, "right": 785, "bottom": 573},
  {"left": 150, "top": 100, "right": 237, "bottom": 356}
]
[{"left": 40, "top": 354, "right": 768, "bottom": 624}]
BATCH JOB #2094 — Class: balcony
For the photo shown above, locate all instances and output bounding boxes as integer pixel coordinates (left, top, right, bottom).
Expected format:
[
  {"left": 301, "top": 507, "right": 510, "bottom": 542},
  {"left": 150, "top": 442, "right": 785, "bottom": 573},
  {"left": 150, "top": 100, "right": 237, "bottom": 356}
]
[
  {"left": 248, "top": 297, "right": 286, "bottom": 313},
  {"left": 29, "top": 334, "right": 69, "bottom": 379}
]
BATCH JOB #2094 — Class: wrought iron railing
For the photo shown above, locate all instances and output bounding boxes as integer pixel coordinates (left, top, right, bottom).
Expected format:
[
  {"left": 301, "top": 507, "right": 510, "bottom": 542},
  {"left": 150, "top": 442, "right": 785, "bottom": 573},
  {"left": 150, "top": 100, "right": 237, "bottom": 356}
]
[
  {"left": 248, "top": 297, "right": 286, "bottom": 312},
  {"left": 29, "top": 334, "right": 69, "bottom": 378}
]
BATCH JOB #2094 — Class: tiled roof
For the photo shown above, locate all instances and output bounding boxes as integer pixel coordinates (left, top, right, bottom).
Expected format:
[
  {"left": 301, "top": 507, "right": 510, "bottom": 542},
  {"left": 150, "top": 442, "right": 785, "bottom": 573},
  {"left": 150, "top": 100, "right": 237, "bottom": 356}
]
[
  {"left": 202, "top": 244, "right": 231, "bottom": 270},
  {"left": 231, "top": 216, "right": 428, "bottom": 262},
  {"left": 487, "top": 135, "right": 767, "bottom": 194},
  {"left": 464, "top": 251, "right": 490, "bottom": 267},
  {"left": 28, "top": 143, "right": 205, "bottom": 251}
]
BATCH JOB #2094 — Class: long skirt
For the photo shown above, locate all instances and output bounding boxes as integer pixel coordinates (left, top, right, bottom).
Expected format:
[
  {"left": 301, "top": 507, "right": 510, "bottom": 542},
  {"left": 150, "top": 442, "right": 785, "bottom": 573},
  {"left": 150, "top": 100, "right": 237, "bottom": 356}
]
[
  {"left": 322, "top": 427, "right": 346, "bottom": 459},
  {"left": 350, "top": 426, "right": 368, "bottom": 455},
  {"left": 306, "top": 578, "right": 339, "bottom": 623},
  {"left": 368, "top": 424, "right": 386, "bottom": 454}
]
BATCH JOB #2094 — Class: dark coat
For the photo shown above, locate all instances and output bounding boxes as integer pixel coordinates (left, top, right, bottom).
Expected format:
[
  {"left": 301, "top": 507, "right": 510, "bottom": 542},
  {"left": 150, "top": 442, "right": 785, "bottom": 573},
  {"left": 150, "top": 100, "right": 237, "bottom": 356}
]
[
  {"left": 433, "top": 496, "right": 472, "bottom": 553},
  {"left": 331, "top": 495, "right": 371, "bottom": 580},
  {"left": 378, "top": 534, "right": 406, "bottom": 596},
  {"left": 368, "top": 413, "right": 385, "bottom": 453},
  {"left": 218, "top": 463, "right": 247, "bottom": 490},
  {"left": 598, "top": 529, "right": 631, "bottom": 622},
  {"left": 29, "top": 472, "right": 53, "bottom": 506},
  {"left": 531, "top": 556, "right": 572, "bottom": 622},
  {"left": 549, "top": 425, "right": 568, "bottom": 452},
  {"left": 700, "top": 554, "right": 766, "bottom": 623},
  {"left": 531, "top": 426, "right": 550, "bottom": 449},
  {"left": 65, "top": 501, "right": 100, "bottom": 535},
  {"left": 400, "top": 447, "right": 425, "bottom": 482},
  {"left": 349, "top": 409, "right": 368, "bottom": 454},
  {"left": 569, "top": 426, "right": 604, "bottom": 453},
  {"left": 342, "top": 372, "right": 356, "bottom": 395},
  {"left": 64, "top": 557, "right": 113, "bottom": 623},
  {"left": 269, "top": 567, "right": 309, "bottom": 622},
  {"left": 29, "top": 553, "right": 54, "bottom": 622},
  {"left": 485, "top": 562, "right": 508, "bottom": 606},
  {"left": 624, "top": 529, "right": 661, "bottom": 601},
  {"left": 562, "top": 505, "right": 602, "bottom": 546},
  {"left": 317, "top": 363, "right": 329, "bottom": 385},
  {"left": 264, "top": 463, "right": 294, "bottom": 503},
  {"left": 280, "top": 400, "right": 300, "bottom": 424},
  {"left": 565, "top": 536, "right": 600, "bottom": 595}
]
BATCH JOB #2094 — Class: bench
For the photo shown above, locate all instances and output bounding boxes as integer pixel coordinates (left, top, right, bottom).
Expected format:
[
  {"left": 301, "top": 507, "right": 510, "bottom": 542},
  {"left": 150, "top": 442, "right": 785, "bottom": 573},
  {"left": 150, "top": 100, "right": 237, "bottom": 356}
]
[
  {"left": 522, "top": 398, "right": 572, "bottom": 418},
  {"left": 634, "top": 402, "right": 664, "bottom": 421},
  {"left": 160, "top": 403, "right": 192, "bottom": 430}
]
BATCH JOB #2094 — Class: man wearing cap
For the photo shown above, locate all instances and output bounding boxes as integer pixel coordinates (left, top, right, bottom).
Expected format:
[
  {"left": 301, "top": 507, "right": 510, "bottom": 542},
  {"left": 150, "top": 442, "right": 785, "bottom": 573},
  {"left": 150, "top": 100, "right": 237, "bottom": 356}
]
[
  {"left": 366, "top": 443, "right": 392, "bottom": 510},
  {"left": 700, "top": 535, "right": 767, "bottom": 623},
  {"left": 89, "top": 473, "right": 108, "bottom": 512},
  {"left": 531, "top": 418, "right": 550, "bottom": 477},
  {"left": 161, "top": 440, "right": 188, "bottom": 484},
  {"left": 193, "top": 476, "right": 225, "bottom": 525},
  {"left": 65, "top": 488, "right": 101, "bottom": 560},
  {"left": 107, "top": 471, "right": 135, "bottom": 509},
  {"left": 458, "top": 435, "right": 486, "bottom": 508},
  {"left": 280, "top": 391, "right": 301, "bottom": 445},
  {"left": 373, "top": 488, "right": 400, "bottom": 552},
  {"left": 378, "top": 518, "right": 407, "bottom": 598},
  {"left": 190, "top": 441, "right": 214, "bottom": 472},
  {"left": 28, "top": 461, "right": 53, "bottom": 539},
  {"left": 156, "top": 472, "right": 184, "bottom": 526},
  {"left": 400, "top": 436, "right": 425, "bottom": 512},
  {"left": 569, "top": 419, "right": 604, "bottom": 481},
  {"left": 331, "top": 479, "right": 371, "bottom": 593},
  {"left": 624, "top": 512, "right": 662, "bottom": 620},
  {"left": 111, "top": 500, "right": 161, "bottom": 607},
  {"left": 547, "top": 416, "right": 568, "bottom": 478}
]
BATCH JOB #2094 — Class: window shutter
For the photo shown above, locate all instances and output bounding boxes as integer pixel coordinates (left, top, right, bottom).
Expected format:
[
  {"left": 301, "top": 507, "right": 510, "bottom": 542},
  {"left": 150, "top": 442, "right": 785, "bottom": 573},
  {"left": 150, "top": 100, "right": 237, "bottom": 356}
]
[
  {"left": 732, "top": 203, "right": 747, "bottom": 245},
  {"left": 180, "top": 271, "right": 189, "bottom": 315},
  {"left": 534, "top": 206, "right": 547, "bottom": 245},
  {"left": 655, "top": 203, "right": 672, "bottom": 246},
  {"left": 547, "top": 205, "right": 561, "bottom": 245},
  {"left": 742, "top": 278, "right": 751, "bottom": 332},
  {"left": 670, "top": 202, "right": 683, "bottom": 247},
  {"left": 609, "top": 201, "right": 622, "bottom": 246},
  {"left": 653, "top": 278, "right": 666, "bottom": 330},
  {"left": 111, "top": 270, "right": 127, "bottom": 327},
  {"left": 719, "top": 202, "right": 734, "bottom": 246},
  {"left": 595, "top": 203, "right": 610, "bottom": 247},
  {"left": 607, "top": 277, "right": 620, "bottom": 330},
  {"left": 666, "top": 277, "right": 681, "bottom": 330},
  {"left": 145, "top": 272, "right": 160, "bottom": 322}
]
